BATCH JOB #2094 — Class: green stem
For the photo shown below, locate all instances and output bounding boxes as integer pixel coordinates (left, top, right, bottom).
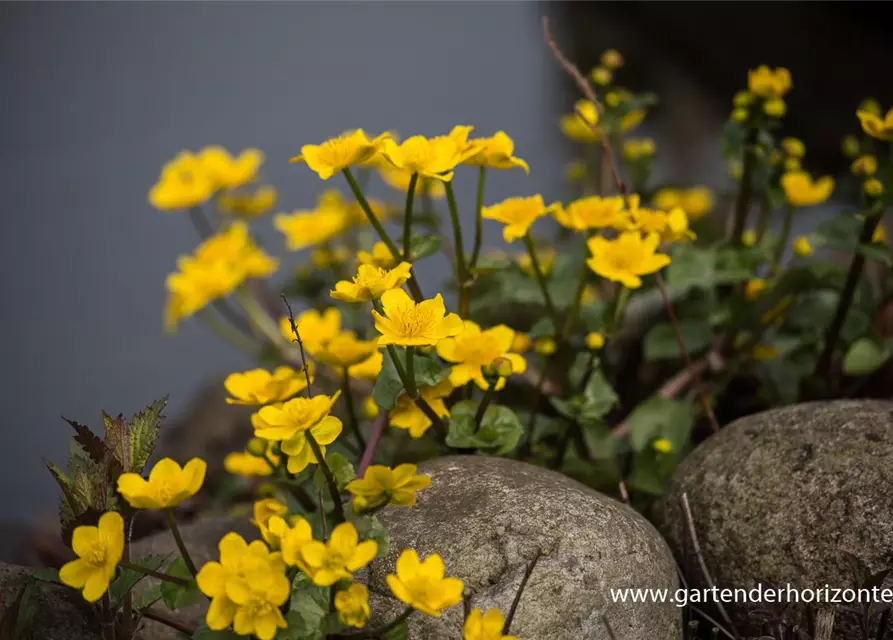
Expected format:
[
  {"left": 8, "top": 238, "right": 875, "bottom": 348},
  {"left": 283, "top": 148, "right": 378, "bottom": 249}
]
[
  {"left": 445, "top": 182, "right": 470, "bottom": 318},
  {"left": 119, "top": 561, "right": 192, "bottom": 587},
  {"left": 306, "top": 432, "right": 346, "bottom": 525},
  {"left": 403, "top": 173, "right": 419, "bottom": 260},
  {"left": 405, "top": 346, "right": 419, "bottom": 398},
  {"left": 772, "top": 203, "right": 795, "bottom": 272},
  {"left": 519, "top": 356, "right": 548, "bottom": 459},
  {"left": 270, "top": 478, "right": 318, "bottom": 513},
  {"left": 612, "top": 285, "right": 630, "bottom": 331},
  {"left": 139, "top": 608, "right": 196, "bottom": 636},
  {"left": 522, "top": 233, "right": 559, "bottom": 325},
  {"left": 197, "top": 308, "right": 258, "bottom": 355},
  {"left": 755, "top": 192, "right": 771, "bottom": 243},
  {"left": 165, "top": 509, "right": 198, "bottom": 577},
  {"left": 341, "top": 369, "right": 366, "bottom": 452},
  {"left": 474, "top": 381, "right": 496, "bottom": 433},
  {"left": 731, "top": 127, "right": 758, "bottom": 245},
  {"left": 470, "top": 166, "right": 487, "bottom": 268},
  {"left": 235, "top": 287, "right": 287, "bottom": 350},
  {"left": 188, "top": 206, "right": 215, "bottom": 239},
  {"left": 562, "top": 244, "right": 590, "bottom": 341}
]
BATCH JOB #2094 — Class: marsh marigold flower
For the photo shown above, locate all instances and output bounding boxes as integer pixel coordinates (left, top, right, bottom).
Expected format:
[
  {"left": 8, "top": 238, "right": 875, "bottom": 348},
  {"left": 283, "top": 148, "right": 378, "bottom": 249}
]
[
  {"left": 252, "top": 394, "right": 342, "bottom": 473},
  {"left": 292, "top": 129, "right": 390, "bottom": 180},
  {"left": 464, "top": 608, "right": 519, "bottom": 640},
  {"left": 387, "top": 549, "right": 464, "bottom": 617},
  {"left": 117, "top": 458, "right": 206, "bottom": 509},
  {"left": 379, "top": 163, "right": 446, "bottom": 199},
  {"left": 852, "top": 155, "right": 878, "bottom": 176},
  {"left": 277, "top": 517, "right": 315, "bottom": 572},
  {"left": 652, "top": 438, "right": 673, "bottom": 454},
  {"left": 747, "top": 66, "right": 792, "bottom": 99},
  {"left": 464, "top": 131, "right": 529, "bottom": 173},
  {"left": 195, "top": 532, "right": 289, "bottom": 640},
  {"left": 623, "top": 138, "right": 656, "bottom": 161},
  {"left": 358, "top": 242, "right": 398, "bottom": 269},
  {"left": 335, "top": 584, "right": 371, "bottom": 628},
  {"left": 390, "top": 379, "right": 453, "bottom": 438},
  {"left": 198, "top": 147, "right": 264, "bottom": 190},
  {"left": 436, "top": 321, "right": 527, "bottom": 391},
  {"left": 586, "top": 332, "right": 605, "bottom": 350},
  {"left": 793, "top": 236, "right": 814, "bottom": 257},
  {"left": 217, "top": 185, "right": 278, "bottom": 218},
  {"left": 764, "top": 98, "right": 786, "bottom": 118},
  {"left": 299, "top": 522, "right": 378, "bottom": 586},
  {"left": 380, "top": 126, "right": 482, "bottom": 182},
  {"left": 346, "top": 464, "right": 432, "bottom": 512},
  {"left": 224, "top": 445, "right": 278, "bottom": 478},
  {"left": 59, "top": 512, "right": 124, "bottom": 602},
  {"left": 279, "top": 307, "right": 342, "bottom": 355},
  {"left": 510, "top": 332, "right": 532, "bottom": 354},
  {"left": 150, "top": 152, "right": 215, "bottom": 211},
  {"left": 517, "top": 248, "right": 555, "bottom": 277},
  {"left": 781, "top": 138, "right": 806, "bottom": 158},
  {"left": 553, "top": 195, "right": 627, "bottom": 231},
  {"left": 652, "top": 187, "right": 714, "bottom": 220},
  {"left": 560, "top": 100, "right": 600, "bottom": 143},
  {"left": 742, "top": 230, "right": 757, "bottom": 247},
  {"left": 586, "top": 231, "right": 671, "bottom": 289},
  {"left": 331, "top": 262, "right": 413, "bottom": 303},
  {"left": 857, "top": 106, "right": 893, "bottom": 141},
  {"left": 314, "top": 331, "right": 379, "bottom": 368},
  {"left": 347, "top": 350, "right": 384, "bottom": 381},
  {"left": 745, "top": 279, "right": 767, "bottom": 301},
  {"left": 372, "top": 289, "right": 463, "bottom": 347},
  {"left": 482, "top": 195, "right": 556, "bottom": 243},
  {"left": 865, "top": 178, "right": 885, "bottom": 197},
  {"left": 224, "top": 366, "right": 312, "bottom": 406},
  {"left": 780, "top": 171, "right": 834, "bottom": 207},
  {"left": 274, "top": 192, "right": 349, "bottom": 251}
]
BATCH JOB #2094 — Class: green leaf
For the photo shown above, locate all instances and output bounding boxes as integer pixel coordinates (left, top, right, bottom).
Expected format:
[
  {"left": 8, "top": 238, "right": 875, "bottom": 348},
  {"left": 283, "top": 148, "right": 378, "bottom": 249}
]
[
  {"left": 843, "top": 338, "right": 891, "bottom": 376},
  {"left": 129, "top": 396, "right": 168, "bottom": 474},
  {"left": 643, "top": 320, "right": 712, "bottom": 361},
  {"left": 625, "top": 397, "right": 694, "bottom": 453},
  {"left": 627, "top": 450, "right": 676, "bottom": 496},
  {"left": 31, "top": 567, "right": 61, "bottom": 584},
  {"left": 527, "top": 317, "right": 555, "bottom": 339},
  {"left": 446, "top": 402, "right": 523, "bottom": 455},
  {"left": 666, "top": 245, "right": 716, "bottom": 290},
  {"left": 372, "top": 349, "right": 449, "bottom": 410},
  {"left": 405, "top": 234, "right": 442, "bottom": 261},
  {"left": 471, "top": 252, "right": 512, "bottom": 274},
  {"left": 350, "top": 514, "right": 390, "bottom": 557},
  {"left": 856, "top": 242, "right": 893, "bottom": 266},
  {"left": 110, "top": 553, "right": 170, "bottom": 610},
  {"left": 381, "top": 620, "right": 410, "bottom": 640},
  {"left": 285, "top": 573, "right": 330, "bottom": 639},
  {"left": 132, "top": 583, "right": 164, "bottom": 611},
  {"left": 160, "top": 557, "right": 202, "bottom": 610},
  {"left": 812, "top": 212, "right": 863, "bottom": 251},
  {"left": 580, "top": 369, "right": 619, "bottom": 421},
  {"left": 313, "top": 452, "right": 355, "bottom": 493}
]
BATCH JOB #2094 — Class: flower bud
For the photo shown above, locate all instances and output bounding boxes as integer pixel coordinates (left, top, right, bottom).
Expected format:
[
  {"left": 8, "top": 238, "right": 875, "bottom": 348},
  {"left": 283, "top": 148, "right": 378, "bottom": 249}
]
[{"left": 246, "top": 438, "right": 268, "bottom": 457}]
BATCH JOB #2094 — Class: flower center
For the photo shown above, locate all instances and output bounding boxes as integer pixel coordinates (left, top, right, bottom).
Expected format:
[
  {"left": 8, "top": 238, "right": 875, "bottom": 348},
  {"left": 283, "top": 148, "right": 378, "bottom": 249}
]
[
  {"left": 395, "top": 307, "right": 432, "bottom": 337},
  {"left": 244, "top": 594, "right": 275, "bottom": 618},
  {"left": 156, "top": 479, "right": 179, "bottom": 504},
  {"left": 87, "top": 541, "right": 108, "bottom": 566},
  {"left": 457, "top": 335, "right": 502, "bottom": 367}
]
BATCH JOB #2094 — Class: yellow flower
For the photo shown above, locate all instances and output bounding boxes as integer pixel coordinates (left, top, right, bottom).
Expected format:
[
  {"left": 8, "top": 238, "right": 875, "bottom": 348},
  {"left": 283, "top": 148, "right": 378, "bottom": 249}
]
[
  {"left": 224, "top": 366, "right": 311, "bottom": 405},
  {"left": 857, "top": 107, "right": 893, "bottom": 141},
  {"left": 534, "top": 337, "right": 557, "bottom": 355},
  {"left": 347, "top": 351, "right": 384, "bottom": 380},
  {"left": 865, "top": 178, "right": 885, "bottom": 197},
  {"left": 390, "top": 379, "right": 453, "bottom": 438},
  {"left": 591, "top": 66, "right": 612, "bottom": 86},
  {"left": 464, "top": 131, "right": 529, "bottom": 173},
  {"left": 299, "top": 522, "right": 378, "bottom": 587},
  {"left": 196, "top": 532, "right": 289, "bottom": 640},
  {"left": 781, "top": 137, "right": 805, "bottom": 158},
  {"left": 436, "top": 321, "right": 527, "bottom": 391},
  {"left": 253, "top": 397, "right": 343, "bottom": 474},
  {"left": 379, "top": 164, "right": 446, "bottom": 199},
  {"left": 311, "top": 246, "right": 351, "bottom": 269},
  {"left": 331, "top": 262, "right": 413, "bottom": 303},
  {"left": 731, "top": 108, "right": 749, "bottom": 123},
  {"left": 784, "top": 157, "right": 801, "bottom": 172},
  {"left": 361, "top": 396, "right": 379, "bottom": 419},
  {"left": 747, "top": 66, "right": 792, "bottom": 98},
  {"left": 793, "top": 236, "right": 814, "bottom": 257},
  {"left": 482, "top": 195, "right": 555, "bottom": 243},
  {"left": 652, "top": 438, "right": 673, "bottom": 454},
  {"left": 852, "top": 155, "right": 878, "bottom": 176},
  {"left": 733, "top": 91, "right": 753, "bottom": 108},
  {"left": 585, "top": 332, "right": 605, "bottom": 350},
  {"left": 198, "top": 147, "right": 264, "bottom": 190},
  {"left": 622, "top": 138, "right": 656, "bottom": 161},
  {"left": 517, "top": 249, "right": 555, "bottom": 277},
  {"left": 346, "top": 463, "right": 431, "bottom": 512},
  {"left": 224, "top": 448, "right": 277, "bottom": 478},
  {"left": 117, "top": 458, "right": 206, "bottom": 509},
  {"left": 625, "top": 195, "right": 694, "bottom": 242},
  {"left": 358, "top": 242, "right": 398, "bottom": 269},
  {"left": 652, "top": 187, "right": 714, "bottom": 220},
  {"left": 59, "top": 512, "right": 124, "bottom": 602},
  {"left": 292, "top": 129, "right": 390, "bottom": 180},
  {"left": 586, "top": 232, "right": 671, "bottom": 289},
  {"left": 873, "top": 225, "right": 887, "bottom": 244},
  {"left": 314, "top": 331, "right": 379, "bottom": 368},
  {"left": 380, "top": 126, "right": 482, "bottom": 182},
  {"left": 217, "top": 185, "right": 278, "bottom": 218},
  {"left": 335, "top": 584, "right": 371, "bottom": 629},
  {"left": 510, "top": 332, "right": 532, "bottom": 354},
  {"left": 279, "top": 307, "right": 342, "bottom": 355},
  {"left": 620, "top": 109, "right": 646, "bottom": 132},
  {"left": 860, "top": 98, "right": 882, "bottom": 117},
  {"left": 764, "top": 98, "right": 786, "bottom": 118},
  {"left": 745, "top": 279, "right": 767, "bottom": 301},
  {"left": 752, "top": 345, "right": 778, "bottom": 361},
  {"left": 372, "top": 289, "right": 464, "bottom": 347},
  {"left": 560, "top": 100, "right": 600, "bottom": 143},
  {"left": 600, "top": 49, "right": 624, "bottom": 69},
  {"left": 464, "top": 608, "right": 518, "bottom": 640},
  {"left": 780, "top": 171, "right": 834, "bottom": 207},
  {"left": 149, "top": 152, "right": 215, "bottom": 211},
  {"left": 553, "top": 195, "right": 627, "bottom": 231},
  {"left": 742, "top": 230, "right": 757, "bottom": 247},
  {"left": 387, "top": 549, "right": 464, "bottom": 617},
  {"left": 274, "top": 193, "right": 349, "bottom": 251},
  {"left": 842, "top": 135, "right": 861, "bottom": 158},
  {"left": 278, "top": 517, "right": 315, "bottom": 573}
]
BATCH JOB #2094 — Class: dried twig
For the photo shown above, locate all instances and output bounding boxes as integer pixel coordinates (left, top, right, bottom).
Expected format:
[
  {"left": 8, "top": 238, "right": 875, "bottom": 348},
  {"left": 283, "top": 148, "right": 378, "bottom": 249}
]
[
  {"left": 503, "top": 551, "right": 541, "bottom": 635},
  {"left": 358, "top": 411, "right": 388, "bottom": 476},
  {"left": 601, "top": 613, "right": 619, "bottom": 640},
  {"left": 140, "top": 608, "right": 196, "bottom": 636}
]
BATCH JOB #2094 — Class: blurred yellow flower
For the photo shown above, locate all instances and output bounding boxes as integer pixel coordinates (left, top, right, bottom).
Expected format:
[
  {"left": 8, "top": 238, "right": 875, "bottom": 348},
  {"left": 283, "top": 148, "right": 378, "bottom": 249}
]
[
  {"left": 117, "top": 458, "right": 206, "bottom": 509},
  {"left": 464, "top": 608, "right": 518, "bottom": 640},
  {"left": 587, "top": 231, "right": 671, "bottom": 289},
  {"left": 390, "top": 379, "right": 453, "bottom": 438},
  {"left": 379, "top": 163, "right": 446, "bottom": 199},
  {"left": 745, "top": 279, "right": 767, "bottom": 300},
  {"left": 601, "top": 49, "right": 624, "bottom": 69},
  {"left": 274, "top": 191, "right": 349, "bottom": 251},
  {"left": 652, "top": 438, "right": 673, "bottom": 454},
  {"left": 873, "top": 225, "right": 887, "bottom": 244},
  {"left": 335, "top": 584, "right": 371, "bottom": 629},
  {"left": 534, "top": 336, "right": 557, "bottom": 355},
  {"left": 780, "top": 171, "right": 834, "bottom": 207},
  {"left": 217, "top": 185, "right": 277, "bottom": 218},
  {"left": 311, "top": 246, "right": 351, "bottom": 269},
  {"left": 842, "top": 135, "right": 861, "bottom": 158},
  {"left": 517, "top": 249, "right": 555, "bottom": 277},
  {"left": 224, "top": 366, "right": 312, "bottom": 405},
  {"left": 358, "top": 242, "right": 399, "bottom": 269},
  {"left": 764, "top": 98, "right": 786, "bottom": 118},
  {"left": 372, "top": 289, "right": 464, "bottom": 347},
  {"left": 361, "top": 396, "right": 379, "bottom": 419},
  {"left": 224, "top": 447, "right": 277, "bottom": 477},
  {"left": 380, "top": 126, "right": 482, "bottom": 182},
  {"left": 792, "top": 236, "right": 814, "bottom": 257},
  {"left": 733, "top": 91, "right": 753, "bottom": 108},
  {"left": 346, "top": 463, "right": 431, "bottom": 511},
  {"left": 482, "top": 195, "right": 555, "bottom": 243},
  {"left": 300, "top": 522, "right": 378, "bottom": 586},
  {"left": 510, "top": 332, "right": 532, "bottom": 353},
  {"left": 464, "top": 131, "right": 529, "bottom": 173},
  {"left": 623, "top": 138, "right": 656, "bottom": 161},
  {"left": 198, "top": 146, "right": 264, "bottom": 190},
  {"left": 331, "top": 262, "right": 413, "bottom": 303},
  {"left": 731, "top": 108, "right": 749, "bottom": 123},
  {"left": 347, "top": 351, "right": 384, "bottom": 381},
  {"left": 279, "top": 307, "right": 342, "bottom": 355},
  {"left": 851, "top": 155, "right": 878, "bottom": 176},
  {"left": 560, "top": 99, "right": 600, "bottom": 143},
  {"left": 747, "top": 66, "right": 792, "bottom": 98},
  {"left": 784, "top": 157, "right": 801, "bottom": 172},
  {"left": 314, "top": 331, "right": 379, "bottom": 368},
  {"left": 292, "top": 129, "right": 391, "bottom": 180},
  {"left": 865, "top": 178, "right": 885, "bottom": 197},
  {"left": 386, "top": 549, "right": 464, "bottom": 617},
  {"left": 150, "top": 151, "right": 216, "bottom": 211},
  {"left": 436, "top": 321, "right": 527, "bottom": 391},
  {"left": 585, "top": 332, "right": 605, "bottom": 350},
  {"left": 781, "top": 137, "right": 805, "bottom": 158},
  {"left": 857, "top": 107, "right": 893, "bottom": 141},
  {"left": 591, "top": 66, "right": 612, "bottom": 86},
  {"left": 553, "top": 195, "right": 626, "bottom": 231},
  {"left": 59, "top": 512, "right": 123, "bottom": 602},
  {"left": 652, "top": 187, "right": 714, "bottom": 220}
]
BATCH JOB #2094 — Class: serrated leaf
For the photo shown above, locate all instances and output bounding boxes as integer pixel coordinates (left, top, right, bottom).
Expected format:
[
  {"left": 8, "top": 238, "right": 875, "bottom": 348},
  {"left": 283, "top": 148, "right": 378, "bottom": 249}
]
[
  {"left": 842, "top": 338, "right": 891, "bottom": 376},
  {"left": 132, "top": 583, "right": 164, "bottom": 611},
  {"left": 372, "top": 349, "right": 448, "bottom": 410},
  {"left": 446, "top": 401, "right": 523, "bottom": 455},
  {"left": 313, "top": 452, "right": 355, "bottom": 493},
  {"left": 129, "top": 396, "right": 167, "bottom": 474},
  {"left": 405, "top": 234, "right": 442, "bottom": 261},
  {"left": 44, "top": 459, "right": 79, "bottom": 531},
  {"left": 160, "top": 557, "right": 202, "bottom": 610},
  {"left": 63, "top": 416, "right": 109, "bottom": 469},
  {"left": 643, "top": 320, "right": 713, "bottom": 362},
  {"left": 102, "top": 411, "right": 131, "bottom": 474}
]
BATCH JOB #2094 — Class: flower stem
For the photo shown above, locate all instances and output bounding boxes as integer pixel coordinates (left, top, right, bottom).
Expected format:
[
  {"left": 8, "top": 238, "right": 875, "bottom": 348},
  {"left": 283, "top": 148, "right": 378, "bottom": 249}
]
[
  {"left": 235, "top": 286, "right": 288, "bottom": 351},
  {"left": 772, "top": 203, "right": 795, "bottom": 273},
  {"left": 197, "top": 308, "right": 259, "bottom": 355},
  {"left": 730, "top": 127, "right": 758, "bottom": 245},
  {"left": 561, "top": 244, "right": 590, "bottom": 341},
  {"left": 612, "top": 285, "right": 630, "bottom": 331},
  {"left": 270, "top": 478, "right": 318, "bottom": 513},
  {"left": 444, "top": 182, "right": 471, "bottom": 318},
  {"left": 522, "top": 233, "right": 559, "bottom": 325},
  {"left": 755, "top": 191, "right": 772, "bottom": 243},
  {"left": 343, "top": 167, "right": 423, "bottom": 301},
  {"left": 404, "top": 346, "right": 419, "bottom": 398},
  {"left": 139, "top": 608, "right": 196, "bottom": 636},
  {"left": 469, "top": 166, "right": 487, "bottom": 268},
  {"left": 306, "top": 432, "right": 346, "bottom": 525},
  {"left": 188, "top": 205, "right": 215, "bottom": 239},
  {"left": 119, "top": 561, "right": 192, "bottom": 587},
  {"left": 341, "top": 368, "right": 366, "bottom": 452},
  {"left": 165, "top": 509, "right": 197, "bottom": 577},
  {"left": 474, "top": 381, "right": 496, "bottom": 433},
  {"left": 403, "top": 173, "right": 419, "bottom": 260},
  {"left": 281, "top": 294, "right": 314, "bottom": 396}
]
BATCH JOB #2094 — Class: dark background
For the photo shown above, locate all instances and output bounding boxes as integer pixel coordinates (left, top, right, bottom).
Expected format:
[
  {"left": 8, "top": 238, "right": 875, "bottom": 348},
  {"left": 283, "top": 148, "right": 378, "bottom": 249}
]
[{"left": 1, "top": 2, "right": 889, "bottom": 530}]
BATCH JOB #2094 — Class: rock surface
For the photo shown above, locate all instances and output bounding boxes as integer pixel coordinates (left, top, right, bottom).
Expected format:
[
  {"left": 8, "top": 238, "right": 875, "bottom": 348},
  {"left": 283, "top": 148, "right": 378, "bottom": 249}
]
[
  {"left": 655, "top": 400, "right": 893, "bottom": 637},
  {"left": 131, "top": 515, "right": 258, "bottom": 640},
  {"left": 365, "top": 455, "right": 681, "bottom": 640},
  {"left": 0, "top": 561, "right": 101, "bottom": 639}
]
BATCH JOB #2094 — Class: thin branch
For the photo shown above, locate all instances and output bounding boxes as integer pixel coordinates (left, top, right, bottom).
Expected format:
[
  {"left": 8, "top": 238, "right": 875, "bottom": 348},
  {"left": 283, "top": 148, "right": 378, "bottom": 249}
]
[
  {"left": 139, "top": 608, "right": 196, "bottom": 636},
  {"left": 503, "top": 551, "right": 541, "bottom": 635},
  {"left": 281, "top": 294, "right": 314, "bottom": 396},
  {"left": 359, "top": 411, "right": 388, "bottom": 476}
]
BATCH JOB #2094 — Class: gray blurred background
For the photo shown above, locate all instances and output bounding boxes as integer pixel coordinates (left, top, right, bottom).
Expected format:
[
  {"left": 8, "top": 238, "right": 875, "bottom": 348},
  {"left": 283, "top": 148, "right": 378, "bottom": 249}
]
[{"left": 2, "top": 1, "right": 890, "bottom": 534}]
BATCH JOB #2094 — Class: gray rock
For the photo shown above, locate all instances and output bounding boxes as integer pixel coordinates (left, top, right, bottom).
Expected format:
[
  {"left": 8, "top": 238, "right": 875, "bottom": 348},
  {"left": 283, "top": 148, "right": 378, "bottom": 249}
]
[
  {"left": 130, "top": 515, "right": 257, "bottom": 640},
  {"left": 0, "top": 561, "right": 101, "bottom": 639},
  {"left": 654, "top": 400, "right": 893, "bottom": 637},
  {"left": 364, "top": 455, "right": 681, "bottom": 640}
]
